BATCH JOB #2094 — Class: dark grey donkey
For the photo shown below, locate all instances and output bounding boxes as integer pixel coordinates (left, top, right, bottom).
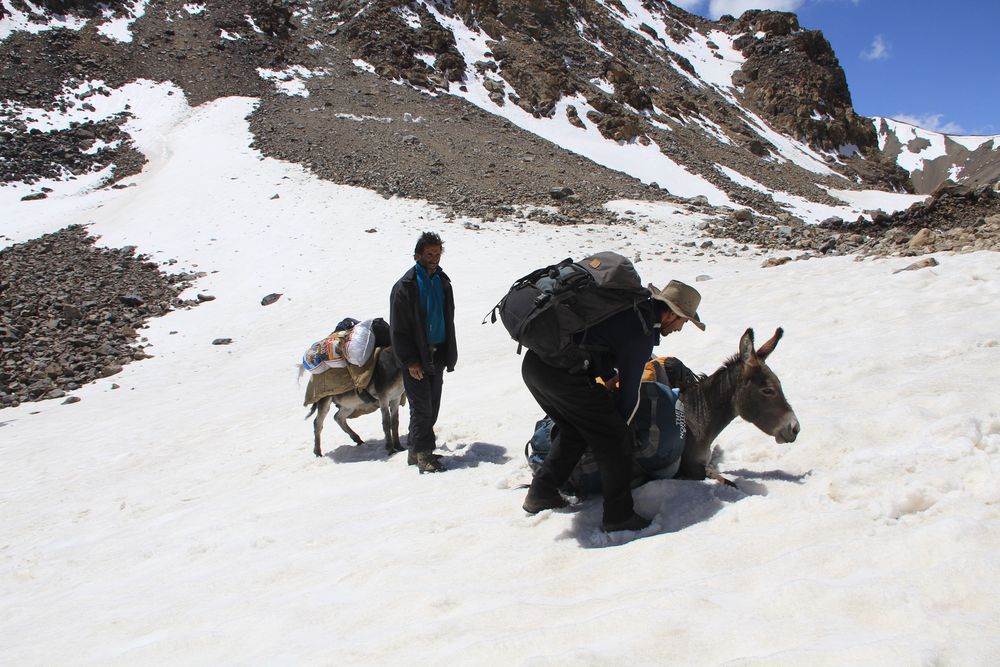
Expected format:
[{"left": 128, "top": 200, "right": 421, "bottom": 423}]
[
  {"left": 304, "top": 347, "right": 407, "bottom": 457},
  {"left": 673, "top": 327, "right": 800, "bottom": 484}
]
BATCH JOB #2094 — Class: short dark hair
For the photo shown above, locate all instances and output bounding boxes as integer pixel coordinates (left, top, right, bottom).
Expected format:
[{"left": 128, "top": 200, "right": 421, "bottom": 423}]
[{"left": 414, "top": 231, "right": 444, "bottom": 255}]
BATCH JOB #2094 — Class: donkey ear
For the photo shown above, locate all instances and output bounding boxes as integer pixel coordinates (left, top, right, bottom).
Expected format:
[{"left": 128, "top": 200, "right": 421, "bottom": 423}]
[
  {"left": 756, "top": 327, "right": 784, "bottom": 361},
  {"left": 739, "top": 328, "right": 758, "bottom": 367}
]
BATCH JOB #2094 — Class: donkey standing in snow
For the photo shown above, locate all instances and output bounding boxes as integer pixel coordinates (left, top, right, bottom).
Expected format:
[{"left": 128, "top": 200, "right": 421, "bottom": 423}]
[
  {"left": 304, "top": 348, "right": 407, "bottom": 457},
  {"left": 673, "top": 327, "right": 800, "bottom": 483}
]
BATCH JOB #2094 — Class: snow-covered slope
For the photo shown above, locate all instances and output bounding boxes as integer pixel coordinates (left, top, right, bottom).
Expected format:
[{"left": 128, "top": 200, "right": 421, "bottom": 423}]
[
  {"left": 875, "top": 117, "right": 1000, "bottom": 193},
  {"left": 2, "top": 82, "right": 1000, "bottom": 665}
]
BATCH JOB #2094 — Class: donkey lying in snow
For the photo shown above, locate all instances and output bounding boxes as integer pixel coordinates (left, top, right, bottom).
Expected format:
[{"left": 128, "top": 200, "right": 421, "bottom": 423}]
[
  {"left": 531, "top": 327, "right": 801, "bottom": 493},
  {"left": 304, "top": 347, "right": 406, "bottom": 458},
  {"left": 674, "top": 327, "right": 800, "bottom": 483}
]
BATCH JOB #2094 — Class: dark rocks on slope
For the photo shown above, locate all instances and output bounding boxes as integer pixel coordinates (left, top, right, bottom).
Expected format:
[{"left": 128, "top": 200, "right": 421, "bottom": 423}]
[
  {"left": 730, "top": 10, "right": 876, "bottom": 154},
  {"left": 0, "top": 226, "right": 203, "bottom": 408},
  {"left": 36, "top": 1, "right": 128, "bottom": 14},
  {"left": 337, "top": 1, "right": 467, "bottom": 89},
  {"left": 248, "top": 0, "right": 296, "bottom": 38},
  {"left": 9, "top": 0, "right": 133, "bottom": 19},
  {"left": 820, "top": 184, "right": 1000, "bottom": 254},
  {"left": 0, "top": 114, "right": 145, "bottom": 186},
  {"left": 704, "top": 184, "right": 1000, "bottom": 258}
]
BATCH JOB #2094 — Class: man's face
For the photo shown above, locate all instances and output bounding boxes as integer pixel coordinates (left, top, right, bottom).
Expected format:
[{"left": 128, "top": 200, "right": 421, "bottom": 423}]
[
  {"left": 415, "top": 244, "right": 443, "bottom": 273},
  {"left": 659, "top": 309, "right": 687, "bottom": 335}
]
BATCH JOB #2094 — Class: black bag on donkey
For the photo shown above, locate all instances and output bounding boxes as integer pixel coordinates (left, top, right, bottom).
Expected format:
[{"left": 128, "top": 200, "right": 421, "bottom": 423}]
[{"left": 488, "top": 251, "right": 651, "bottom": 373}]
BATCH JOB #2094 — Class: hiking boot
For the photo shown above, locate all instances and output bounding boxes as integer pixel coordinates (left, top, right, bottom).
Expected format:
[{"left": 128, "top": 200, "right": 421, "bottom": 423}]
[
  {"left": 601, "top": 512, "right": 652, "bottom": 533},
  {"left": 522, "top": 487, "right": 568, "bottom": 514},
  {"left": 415, "top": 451, "right": 445, "bottom": 473},
  {"left": 407, "top": 450, "right": 442, "bottom": 466}
]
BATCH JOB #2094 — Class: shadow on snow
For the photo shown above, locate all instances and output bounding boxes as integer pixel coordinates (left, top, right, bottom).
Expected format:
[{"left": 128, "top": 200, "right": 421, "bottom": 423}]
[
  {"left": 557, "top": 466, "right": 809, "bottom": 549},
  {"left": 324, "top": 439, "right": 510, "bottom": 467}
]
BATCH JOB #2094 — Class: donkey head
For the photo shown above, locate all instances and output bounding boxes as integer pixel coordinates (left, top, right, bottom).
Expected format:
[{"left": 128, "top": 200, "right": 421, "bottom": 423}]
[{"left": 735, "top": 328, "right": 800, "bottom": 444}]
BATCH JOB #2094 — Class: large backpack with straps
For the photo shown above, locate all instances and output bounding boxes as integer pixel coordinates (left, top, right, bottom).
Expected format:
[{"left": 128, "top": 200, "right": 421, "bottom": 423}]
[{"left": 486, "top": 251, "right": 651, "bottom": 373}]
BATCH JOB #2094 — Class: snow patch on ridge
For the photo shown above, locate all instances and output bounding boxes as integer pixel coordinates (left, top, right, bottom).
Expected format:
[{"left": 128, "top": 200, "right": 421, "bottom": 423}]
[
  {"left": 681, "top": 114, "right": 732, "bottom": 145},
  {"left": 734, "top": 104, "right": 839, "bottom": 176},
  {"left": 257, "top": 66, "right": 328, "bottom": 97},
  {"left": 1, "top": 0, "right": 149, "bottom": 43},
  {"left": 875, "top": 118, "right": 949, "bottom": 173},
  {"left": 394, "top": 5, "right": 421, "bottom": 29},
  {"left": 592, "top": 0, "right": 746, "bottom": 91},
  {"left": 575, "top": 19, "right": 612, "bottom": 56},
  {"left": 821, "top": 187, "right": 928, "bottom": 214},
  {"left": 352, "top": 59, "right": 376, "bottom": 74},
  {"left": 96, "top": 0, "right": 149, "bottom": 43},
  {"left": 949, "top": 135, "right": 995, "bottom": 151},
  {"left": 717, "top": 166, "right": 922, "bottom": 224}
]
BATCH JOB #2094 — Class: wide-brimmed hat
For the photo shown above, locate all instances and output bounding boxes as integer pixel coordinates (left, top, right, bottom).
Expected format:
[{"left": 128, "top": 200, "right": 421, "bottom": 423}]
[{"left": 648, "top": 280, "right": 706, "bottom": 331}]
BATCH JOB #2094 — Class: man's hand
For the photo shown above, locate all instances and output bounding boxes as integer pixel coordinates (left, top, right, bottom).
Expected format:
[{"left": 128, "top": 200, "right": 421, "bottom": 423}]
[
  {"left": 664, "top": 357, "right": 698, "bottom": 388},
  {"left": 408, "top": 363, "right": 424, "bottom": 381}
]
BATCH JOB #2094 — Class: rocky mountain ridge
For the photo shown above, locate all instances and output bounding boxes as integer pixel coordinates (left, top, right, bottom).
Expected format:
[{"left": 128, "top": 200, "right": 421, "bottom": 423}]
[
  {"left": 1, "top": 0, "right": 998, "bottom": 231},
  {"left": 2, "top": 1, "right": 999, "bottom": 408}
]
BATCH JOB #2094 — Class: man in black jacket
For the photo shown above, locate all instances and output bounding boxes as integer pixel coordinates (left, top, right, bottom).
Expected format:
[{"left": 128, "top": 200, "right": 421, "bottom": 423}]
[
  {"left": 521, "top": 280, "right": 705, "bottom": 533},
  {"left": 390, "top": 232, "right": 458, "bottom": 473}
]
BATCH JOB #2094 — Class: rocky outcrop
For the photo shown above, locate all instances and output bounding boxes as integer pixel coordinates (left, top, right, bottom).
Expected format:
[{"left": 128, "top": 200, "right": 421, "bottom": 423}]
[
  {"left": 729, "top": 10, "right": 876, "bottom": 153},
  {"left": 0, "top": 226, "right": 204, "bottom": 408},
  {"left": 0, "top": 112, "right": 144, "bottom": 188},
  {"left": 248, "top": 0, "right": 296, "bottom": 39},
  {"left": 705, "top": 183, "right": 1000, "bottom": 257},
  {"left": 869, "top": 183, "right": 1000, "bottom": 235},
  {"left": 335, "top": 1, "right": 466, "bottom": 89}
]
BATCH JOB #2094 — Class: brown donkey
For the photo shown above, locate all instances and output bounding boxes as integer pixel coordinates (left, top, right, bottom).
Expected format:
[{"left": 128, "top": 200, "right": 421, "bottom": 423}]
[
  {"left": 304, "top": 347, "right": 406, "bottom": 457},
  {"left": 675, "top": 327, "right": 800, "bottom": 482}
]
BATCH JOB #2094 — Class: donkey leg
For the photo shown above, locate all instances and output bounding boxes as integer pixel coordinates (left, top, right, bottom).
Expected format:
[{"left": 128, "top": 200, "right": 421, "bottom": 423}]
[
  {"left": 389, "top": 399, "right": 402, "bottom": 453},
  {"left": 380, "top": 403, "right": 393, "bottom": 454},
  {"left": 381, "top": 401, "right": 404, "bottom": 454},
  {"left": 334, "top": 407, "right": 366, "bottom": 446},
  {"left": 313, "top": 397, "right": 332, "bottom": 457}
]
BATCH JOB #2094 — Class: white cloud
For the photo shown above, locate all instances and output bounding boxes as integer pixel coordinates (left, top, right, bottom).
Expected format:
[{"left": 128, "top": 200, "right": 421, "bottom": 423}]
[
  {"left": 707, "top": 0, "right": 804, "bottom": 18},
  {"left": 894, "top": 113, "right": 965, "bottom": 135},
  {"left": 860, "top": 34, "right": 891, "bottom": 61}
]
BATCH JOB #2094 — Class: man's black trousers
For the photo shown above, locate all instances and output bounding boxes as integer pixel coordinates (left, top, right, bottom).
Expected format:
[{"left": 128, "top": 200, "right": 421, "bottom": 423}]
[
  {"left": 521, "top": 350, "right": 635, "bottom": 524},
  {"left": 403, "top": 366, "right": 443, "bottom": 453}
]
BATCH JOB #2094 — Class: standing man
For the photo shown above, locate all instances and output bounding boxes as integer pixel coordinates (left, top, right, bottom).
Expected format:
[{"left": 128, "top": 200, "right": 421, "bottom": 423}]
[
  {"left": 521, "top": 280, "right": 705, "bottom": 533},
  {"left": 390, "top": 232, "right": 458, "bottom": 474}
]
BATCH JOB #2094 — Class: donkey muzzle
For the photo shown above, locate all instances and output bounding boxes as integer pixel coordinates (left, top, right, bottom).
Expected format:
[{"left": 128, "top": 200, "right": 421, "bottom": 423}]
[{"left": 774, "top": 413, "right": 801, "bottom": 444}]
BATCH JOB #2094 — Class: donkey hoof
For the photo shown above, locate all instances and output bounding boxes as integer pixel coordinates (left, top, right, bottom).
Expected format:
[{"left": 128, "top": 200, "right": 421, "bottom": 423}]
[{"left": 705, "top": 467, "right": 738, "bottom": 489}]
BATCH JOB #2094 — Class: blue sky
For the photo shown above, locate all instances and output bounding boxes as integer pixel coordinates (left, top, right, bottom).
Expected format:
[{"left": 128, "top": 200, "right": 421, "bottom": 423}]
[{"left": 675, "top": 0, "right": 999, "bottom": 136}]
